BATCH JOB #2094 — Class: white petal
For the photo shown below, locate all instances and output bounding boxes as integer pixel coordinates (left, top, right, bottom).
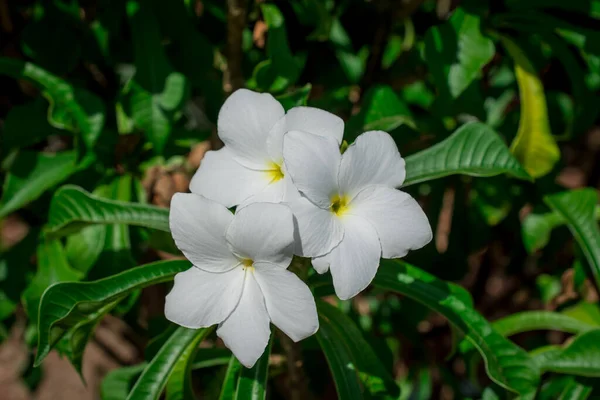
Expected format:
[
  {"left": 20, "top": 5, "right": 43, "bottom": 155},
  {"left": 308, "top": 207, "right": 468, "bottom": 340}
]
[
  {"left": 267, "top": 107, "right": 345, "bottom": 161},
  {"left": 349, "top": 186, "right": 432, "bottom": 258},
  {"left": 283, "top": 130, "right": 341, "bottom": 208},
  {"left": 289, "top": 196, "right": 344, "bottom": 257},
  {"left": 218, "top": 89, "right": 285, "bottom": 169},
  {"left": 217, "top": 272, "right": 271, "bottom": 368},
  {"left": 226, "top": 203, "right": 294, "bottom": 267},
  {"left": 281, "top": 172, "right": 301, "bottom": 203},
  {"left": 254, "top": 262, "right": 318, "bottom": 342},
  {"left": 165, "top": 266, "right": 245, "bottom": 328},
  {"left": 311, "top": 253, "right": 331, "bottom": 274},
  {"left": 329, "top": 215, "right": 381, "bottom": 300},
  {"left": 338, "top": 131, "right": 406, "bottom": 198},
  {"left": 189, "top": 148, "right": 271, "bottom": 208},
  {"left": 169, "top": 193, "right": 239, "bottom": 272},
  {"left": 238, "top": 179, "right": 286, "bottom": 208}
]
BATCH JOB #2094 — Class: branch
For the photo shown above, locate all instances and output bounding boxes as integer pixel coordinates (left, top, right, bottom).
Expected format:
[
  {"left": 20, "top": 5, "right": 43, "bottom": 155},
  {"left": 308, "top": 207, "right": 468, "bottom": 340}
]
[{"left": 224, "top": 0, "right": 247, "bottom": 93}]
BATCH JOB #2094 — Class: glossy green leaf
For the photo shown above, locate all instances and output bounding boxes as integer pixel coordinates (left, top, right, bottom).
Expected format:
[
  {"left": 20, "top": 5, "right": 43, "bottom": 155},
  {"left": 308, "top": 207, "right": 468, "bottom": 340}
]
[
  {"left": 492, "top": 311, "right": 596, "bottom": 337},
  {"left": 276, "top": 84, "right": 312, "bottom": 111},
  {"left": 102, "top": 364, "right": 147, "bottom": 400},
  {"left": 102, "top": 350, "right": 231, "bottom": 400},
  {"left": 65, "top": 225, "right": 107, "bottom": 274},
  {"left": 461, "top": 311, "right": 596, "bottom": 354},
  {"left": 22, "top": 240, "right": 82, "bottom": 323},
  {"left": 535, "top": 330, "right": 600, "bottom": 377},
  {"left": 501, "top": 36, "right": 560, "bottom": 178},
  {"left": 373, "top": 260, "right": 540, "bottom": 395},
  {"left": 317, "top": 300, "right": 399, "bottom": 397},
  {"left": 545, "top": 189, "right": 600, "bottom": 291},
  {"left": 35, "top": 260, "right": 190, "bottom": 367},
  {"left": 403, "top": 122, "right": 530, "bottom": 186},
  {"left": 165, "top": 328, "right": 212, "bottom": 400},
  {"left": 126, "top": 0, "right": 189, "bottom": 153},
  {"left": 315, "top": 313, "right": 363, "bottom": 400},
  {"left": 44, "top": 185, "right": 169, "bottom": 239},
  {"left": 0, "top": 58, "right": 105, "bottom": 151},
  {"left": 233, "top": 336, "right": 272, "bottom": 400},
  {"left": 127, "top": 327, "right": 211, "bottom": 400},
  {"left": 92, "top": 176, "right": 136, "bottom": 278},
  {"left": 0, "top": 151, "right": 78, "bottom": 219},
  {"left": 558, "top": 377, "right": 594, "bottom": 400},
  {"left": 424, "top": 8, "right": 495, "bottom": 98},
  {"left": 219, "top": 357, "right": 243, "bottom": 400}
]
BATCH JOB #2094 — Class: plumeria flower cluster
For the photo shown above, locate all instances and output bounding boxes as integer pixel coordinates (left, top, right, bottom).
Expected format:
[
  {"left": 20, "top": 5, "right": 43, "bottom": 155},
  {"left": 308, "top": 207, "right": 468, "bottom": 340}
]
[{"left": 166, "top": 89, "right": 432, "bottom": 367}]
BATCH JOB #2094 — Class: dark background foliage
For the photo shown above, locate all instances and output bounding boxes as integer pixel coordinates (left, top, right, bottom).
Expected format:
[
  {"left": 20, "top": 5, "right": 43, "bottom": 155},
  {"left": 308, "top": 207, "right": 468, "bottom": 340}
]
[{"left": 0, "top": 0, "right": 600, "bottom": 399}]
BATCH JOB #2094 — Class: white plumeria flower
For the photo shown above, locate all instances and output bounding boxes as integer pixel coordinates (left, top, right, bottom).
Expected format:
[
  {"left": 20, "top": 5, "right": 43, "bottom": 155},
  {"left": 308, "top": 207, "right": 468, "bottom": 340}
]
[
  {"left": 165, "top": 194, "right": 319, "bottom": 368},
  {"left": 283, "top": 130, "right": 433, "bottom": 300},
  {"left": 190, "top": 89, "right": 344, "bottom": 207}
]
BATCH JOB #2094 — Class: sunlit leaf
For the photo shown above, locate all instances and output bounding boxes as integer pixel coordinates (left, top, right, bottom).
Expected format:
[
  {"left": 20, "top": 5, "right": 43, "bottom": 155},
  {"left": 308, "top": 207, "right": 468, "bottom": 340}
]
[
  {"left": 233, "top": 336, "right": 272, "bottom": 400},
  {"left": 535, "top": 330, "right": 600, "bottom": 377},
  {"left": 35, "top": 260, "right": 190, "bottom": 367},
  {"left": 373, "top": 260, "right": 540, "bottom": 395},
  {"left": 501, "top": 36, "right": 560, "bottom": 178},
  {"left": 424, "top": 8, "right": 495, "bottom": 99},
  {"left": 545, "top": 189, "right": 600, "bottom": 291},
  {"left": 127, "top": 327, "right": 212, "bottom": 400},
  {"left": 22, "top": 240, "right": 82, "bottom": 325},
  {"left": 403, "top": 122, "right": 530, "bottom": 186},
  {"left": 45, "top": 185, "right": 169, "bottom": 239}
]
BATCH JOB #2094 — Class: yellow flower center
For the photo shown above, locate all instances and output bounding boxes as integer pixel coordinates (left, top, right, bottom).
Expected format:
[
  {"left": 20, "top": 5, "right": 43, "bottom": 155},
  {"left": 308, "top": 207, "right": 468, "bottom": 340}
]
[
  {"left": 330, "top": 194, "right": 350, "bottom": 217},
  {"left": 241, "top": 258, "right": 254, "bottom": 271},
  {"left": 266, "top": 161, "right": 284, "bottom": 183}
]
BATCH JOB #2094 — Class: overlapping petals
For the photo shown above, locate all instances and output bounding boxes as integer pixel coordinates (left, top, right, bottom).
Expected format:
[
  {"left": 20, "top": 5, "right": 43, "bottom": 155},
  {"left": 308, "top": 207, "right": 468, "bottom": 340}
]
[
  {"left": 191, "top": 89, "right": 344, "bottom": 207},
  {"left": 166, "top": 194, "right": 318, "bottom": 367},
  {"left": 284, "top": 130, "right": 432, "bottom": 299}
]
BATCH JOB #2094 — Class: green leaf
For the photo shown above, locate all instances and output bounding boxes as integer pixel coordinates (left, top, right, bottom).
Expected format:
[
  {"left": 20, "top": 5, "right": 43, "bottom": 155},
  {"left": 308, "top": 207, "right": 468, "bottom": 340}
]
[
  {"left": 35, "top": 259, "right": 190, "bottom": 367},
  {"left": 102, "top": 364, "right": 147, "bottom": 400},
  {"left": 92, "top": 176, "right": 137, "bottom": 278},
  {"left": 219, "top": 357, "right": 243, "bottom": 400},
  {"left": 317, "top": 300, "right": 399, "bottom": 397},
  {"left": 276, "top": 84, "right": 312, "bottom": 112},
  {"left": 315, "top": 313, "right": 363, "bottom": 400},
  {"left": 535, "top": 330, "right": 600, "bottom": 377},
  {"left": 23, "top": 240, "right": 83, "bottom": 323},
  {"left": 373, "top": 260, "right": 540, "bottom": 395},
  {"left": 126, "top": 0, "right": 189, "bottom": 153},
  {"left": 0, "top": 151, "right": 78, "bottom": 218},
  {"left": 233, "top": 335, "right": 272, "bottom": 400},
  {"left": 492, "top": 311, "right": 596, "bottom": 337},
  {"left": 424, "top": 8, "right": 495, "bottom": 99},
  {"left": 165, "top": 328, "right": 211, "bottom": 400},
  {"left": 0, "top": 58, "right": 105, "bottom": 151},
  {"left": 501, "top": 36, "right": 560, "bottom": 178},
  {"left": 127, "top": 327, "right": 211, "bottom": 400},
  {"left": 558, "top": 377, "right": 595, "bottom": 400},
  {"left": 44, "top": 185, "right": 169, "bottom": 239},
  {"left": 65, "top": 225, "right": 107, "bottom": 274},
  {"left": 346, "top": 85, "right": 414, "bottom": 139},
  {"left": 403, "top": 122, "right": 530, "bottom": 186},
  {"left": 102, "top": 350, "right": 230, "bottom": 400},
  {"left": 545, "top": 189, "right": 600, "bottom": 291}
]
